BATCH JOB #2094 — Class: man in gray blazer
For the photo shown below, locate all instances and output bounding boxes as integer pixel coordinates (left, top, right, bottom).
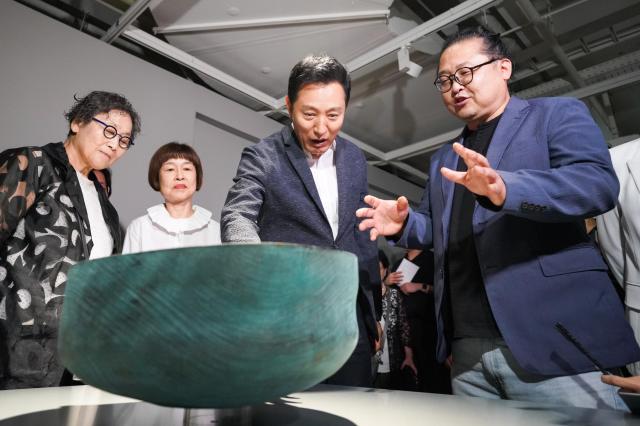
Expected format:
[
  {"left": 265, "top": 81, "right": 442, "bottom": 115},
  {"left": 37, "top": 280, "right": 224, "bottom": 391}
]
[
  {"left": 597, "top": 138, "right": 640, "bottom": 376},
  {"left": 221, "top": 54, "right": 380, "bottom": 387}
]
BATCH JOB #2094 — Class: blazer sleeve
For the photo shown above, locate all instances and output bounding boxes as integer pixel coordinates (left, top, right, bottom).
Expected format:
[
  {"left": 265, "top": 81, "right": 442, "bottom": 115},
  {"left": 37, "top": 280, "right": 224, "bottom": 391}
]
[
  {"left": 220, "top": 145, "right": 266, "bottom": 243},
  {"left": 500, "top": 98, "right": 619, "bottom": 221},
  {"left": 0, "top": 148, "right": 39, "bottom": 245},
  {"left": 395, "top": 180, "right": 434, "bottom": 249},
  {"left": 356, "top": 172, "right": 382, "bottom": 321}
]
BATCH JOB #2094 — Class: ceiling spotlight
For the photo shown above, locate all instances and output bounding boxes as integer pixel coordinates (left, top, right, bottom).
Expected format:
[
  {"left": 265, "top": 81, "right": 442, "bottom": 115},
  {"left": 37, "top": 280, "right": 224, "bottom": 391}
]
[{"left": 397, "top": 45, "right": 423, "bottom": 78}]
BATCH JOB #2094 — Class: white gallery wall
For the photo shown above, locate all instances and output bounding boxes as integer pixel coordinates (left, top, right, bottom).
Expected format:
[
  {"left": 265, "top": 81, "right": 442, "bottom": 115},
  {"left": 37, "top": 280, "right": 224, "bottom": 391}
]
[
  {"left": 0, "top": 1, "right": 424, "bottom": 233},
  {"left": 0, "top": 1, "right": 281, "bottom": 226}
]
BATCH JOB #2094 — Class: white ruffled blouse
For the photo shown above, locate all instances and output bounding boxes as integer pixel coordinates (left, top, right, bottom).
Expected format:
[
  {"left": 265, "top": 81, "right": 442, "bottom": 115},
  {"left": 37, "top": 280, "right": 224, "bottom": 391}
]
[{"left": 122, "top": 204, "right": 221, "bottom": 254}]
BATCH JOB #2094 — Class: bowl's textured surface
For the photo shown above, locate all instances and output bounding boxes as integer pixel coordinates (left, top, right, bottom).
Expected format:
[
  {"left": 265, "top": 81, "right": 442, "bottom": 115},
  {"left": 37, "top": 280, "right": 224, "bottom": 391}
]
[{"left": 58, "top": 243, "right": 359, "bottom": 408}]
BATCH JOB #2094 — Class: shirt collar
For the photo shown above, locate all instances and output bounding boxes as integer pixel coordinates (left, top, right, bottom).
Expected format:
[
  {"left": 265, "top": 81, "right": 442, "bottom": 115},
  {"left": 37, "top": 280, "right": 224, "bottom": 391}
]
[{"left": 304, "top": 140, "right": 336, "bottom": 167}]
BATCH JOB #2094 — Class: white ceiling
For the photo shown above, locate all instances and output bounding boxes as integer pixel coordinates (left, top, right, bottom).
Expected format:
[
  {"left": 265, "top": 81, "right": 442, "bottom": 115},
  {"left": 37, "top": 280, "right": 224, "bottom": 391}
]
[{"left": 17, "top": 0, "right": 640, "bottom": 187}]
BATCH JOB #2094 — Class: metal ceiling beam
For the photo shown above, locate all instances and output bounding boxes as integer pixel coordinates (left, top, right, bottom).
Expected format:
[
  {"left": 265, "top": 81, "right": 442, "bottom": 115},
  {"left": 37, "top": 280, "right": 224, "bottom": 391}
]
[
  {"left": 385, "top": 128, "right": 462, "bottom": 161},
  {"left": 337, "top": 132, "right": 387, "bottom": 159},
  {"left": 101, "top": 0, "right": 152, "bottom": 44},
  {"left": 389, "top": 68, "right": 640, "bottom": 163},
  {"left": 501, "top": 0, "right": 591, "bottom": 37},
  {"left": 388, "top": 161, "right": 428, "bottom": 182},
  {"left": 154, "top": 10, "right": 391, "bottom": 35},
  {"left": 122, "top": 28, "right": 395, "bottom": 169},
  {"left": 563, "top": 69, "right": 640, "bottom": 100},
  {"left": 122, "top": 2, "right": 499, "bottom": 183},
  {"left": 600, "top": 92, "right": 619, "bottom": 137},
  {"left": 511, "top": 3, "right": 640, "bottom": 69},
  {"left": 346, "top": 0, "right": 498, "bottom": 72},
  {"left": 510, "top": 27, "right": 640, "bottom": 86},
  {"left": 516, "top": 0, "right": 612, "bottom": 137},
  {"left": 369, "top": 160, "right": 429, "bottom": 182},
  {"left": 274, "top": 0, "right": 499, "bottom": 109},
  {"left": 123, "top": 28, "right": 281, "bottom": 109},
  {"left": 367, "top": 165, "right": 424, "bottom": 204}
]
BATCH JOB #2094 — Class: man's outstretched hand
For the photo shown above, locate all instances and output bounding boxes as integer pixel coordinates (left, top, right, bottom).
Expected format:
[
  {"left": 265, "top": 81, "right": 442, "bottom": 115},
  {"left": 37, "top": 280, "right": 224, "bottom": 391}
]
[{"left": 356, "top": 195, "right": 409, "bottom": 241}]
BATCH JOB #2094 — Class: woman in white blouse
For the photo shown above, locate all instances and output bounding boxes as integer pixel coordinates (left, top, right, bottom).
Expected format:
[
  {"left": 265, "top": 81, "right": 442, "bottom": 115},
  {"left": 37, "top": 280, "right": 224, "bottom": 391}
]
[{"left": 123, "top": 142, "right": 220, "bottom": 253}]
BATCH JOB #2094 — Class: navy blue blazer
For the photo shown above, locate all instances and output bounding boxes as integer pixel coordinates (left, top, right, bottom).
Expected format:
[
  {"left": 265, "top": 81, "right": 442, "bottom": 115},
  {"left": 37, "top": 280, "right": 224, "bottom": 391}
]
[
  {"left": 221, "top": 126, "right": 380, "bottom": 346},
  {"left": 397, "top": 96, "right": 640, "bottom": 375}
]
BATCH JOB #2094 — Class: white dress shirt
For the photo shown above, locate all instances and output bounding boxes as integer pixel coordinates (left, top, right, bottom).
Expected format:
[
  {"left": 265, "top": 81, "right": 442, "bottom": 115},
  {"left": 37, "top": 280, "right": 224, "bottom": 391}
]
[
  {"left": 305, "top": 141, "right": 339, "bottom": 239},
  {"left": 76, "top": 171, "right": 113, "bottom": 259}
]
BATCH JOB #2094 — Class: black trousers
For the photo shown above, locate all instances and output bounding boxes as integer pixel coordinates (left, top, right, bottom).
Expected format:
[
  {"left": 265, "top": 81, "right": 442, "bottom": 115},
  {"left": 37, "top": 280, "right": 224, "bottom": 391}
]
[{"left": 323, "top": 306, "right": 373, "bottom": 387}]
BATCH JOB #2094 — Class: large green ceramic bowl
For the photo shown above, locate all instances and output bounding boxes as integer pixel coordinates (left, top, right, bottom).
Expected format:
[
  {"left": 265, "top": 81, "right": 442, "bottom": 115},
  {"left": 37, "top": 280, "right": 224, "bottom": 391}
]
[{"left": 58, "top": 243, "right": 359, "bottom": 408}]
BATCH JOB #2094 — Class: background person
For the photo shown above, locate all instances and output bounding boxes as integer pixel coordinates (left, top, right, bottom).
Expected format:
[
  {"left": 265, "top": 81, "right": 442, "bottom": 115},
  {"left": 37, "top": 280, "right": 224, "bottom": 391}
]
[
  {"left": 596, "top": 138, "right": 640, "bottom": 376},
  {"left": 123, "top": 142, "right": 220, "bottom": 253},
  {"left": 392, "top": 249, "right": 451, "bottom": 394},
  {"left": 375, "top": 250, "right": 417, "bottom": 390},
  {"left": 0, "top": 91, "right": 140, "bottom": 389}
]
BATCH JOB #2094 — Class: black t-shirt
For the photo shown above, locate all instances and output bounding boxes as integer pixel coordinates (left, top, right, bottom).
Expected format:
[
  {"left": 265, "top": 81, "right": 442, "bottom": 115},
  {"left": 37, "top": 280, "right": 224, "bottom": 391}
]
[{"left": 447, "top": 115, "right": 502, "bottom": 339}]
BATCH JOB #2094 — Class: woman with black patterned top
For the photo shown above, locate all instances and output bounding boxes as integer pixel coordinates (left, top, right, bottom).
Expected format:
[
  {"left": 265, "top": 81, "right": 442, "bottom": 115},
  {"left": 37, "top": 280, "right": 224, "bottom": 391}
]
[
  {"left": 0, "top": 91, "right": 140, "bottom": 389},
  {"left": 374, "top": 250, "right": 417, "bottom": 390}
]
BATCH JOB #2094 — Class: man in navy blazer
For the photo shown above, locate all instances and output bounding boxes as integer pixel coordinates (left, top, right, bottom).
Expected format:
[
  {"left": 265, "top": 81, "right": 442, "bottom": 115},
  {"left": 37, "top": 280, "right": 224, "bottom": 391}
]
[
  {"left": 221, "top": 55, "right": 380, "bottom": 387},
  {"left": 357, "top": 27, "right": 640, "bottom": 409}
]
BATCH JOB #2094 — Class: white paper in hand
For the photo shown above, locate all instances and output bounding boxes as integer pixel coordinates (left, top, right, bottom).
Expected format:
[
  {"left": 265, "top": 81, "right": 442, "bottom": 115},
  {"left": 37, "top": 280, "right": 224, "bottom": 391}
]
[{"left": 396, "top": 258, "right": 419, "bottom": 286}]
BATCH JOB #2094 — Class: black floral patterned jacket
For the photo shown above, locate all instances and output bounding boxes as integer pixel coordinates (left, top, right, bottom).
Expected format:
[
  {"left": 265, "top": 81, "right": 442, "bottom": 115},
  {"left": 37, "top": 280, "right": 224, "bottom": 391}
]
[
  {"left": 0, "top": 142, "right": 122, "bottom": 388},
  {"left": 381, "top": 286, "right": 411, "bottom": 372}
]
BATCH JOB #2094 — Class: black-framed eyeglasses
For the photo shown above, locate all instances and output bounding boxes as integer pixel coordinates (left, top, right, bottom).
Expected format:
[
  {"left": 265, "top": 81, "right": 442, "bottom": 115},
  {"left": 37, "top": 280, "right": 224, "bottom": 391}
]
[
  {"left": 92, "top": 118, "right": 134, "bottom": 149},
  {"left": 433, "top": 58, "right": 502, "bottom": 93}
]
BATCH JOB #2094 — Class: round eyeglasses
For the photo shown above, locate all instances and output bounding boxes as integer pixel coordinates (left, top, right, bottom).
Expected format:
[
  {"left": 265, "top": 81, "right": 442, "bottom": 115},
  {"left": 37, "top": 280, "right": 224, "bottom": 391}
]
[
  {"left": 92, "top": 117, "right": 134, "bottom": 149},
  {"left": 433, "top": 58, "right": 501, "bottom": 93}
]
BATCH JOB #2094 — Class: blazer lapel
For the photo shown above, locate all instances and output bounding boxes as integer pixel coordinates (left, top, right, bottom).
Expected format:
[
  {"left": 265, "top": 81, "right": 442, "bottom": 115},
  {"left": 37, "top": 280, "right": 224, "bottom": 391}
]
[
  {"left": 335, "top": 138, "right": 354, "bottom": 239},
  {"left": 485, "top": 96, "right": 530, "bottom": 168},
  {"left": 440, "top": 137, "right": 461, "bottom": 246},
  {"left": 283, "top": 127, "right": 328, "bottom": 222}
]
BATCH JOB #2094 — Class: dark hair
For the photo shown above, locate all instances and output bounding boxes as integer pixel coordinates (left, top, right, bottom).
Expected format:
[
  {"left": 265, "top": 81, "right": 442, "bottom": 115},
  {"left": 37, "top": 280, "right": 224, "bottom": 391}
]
[
  {"left": 148, "top": 142, "right": 203, "bottom": 191},
  {"left": 90, "top": 168, "right": 112, "bottom": 197},
  {"left": 378, "top": 250, "right": 389, "bottom": 270},
  {"left": 287, "top": 54, "right": 351, "bottom": 106},
  {"left": 65, "top": 91, "right": 141, "bottom": 140},
  {"left": 440, "top": 26, "right": 511, "bottom": 62}
]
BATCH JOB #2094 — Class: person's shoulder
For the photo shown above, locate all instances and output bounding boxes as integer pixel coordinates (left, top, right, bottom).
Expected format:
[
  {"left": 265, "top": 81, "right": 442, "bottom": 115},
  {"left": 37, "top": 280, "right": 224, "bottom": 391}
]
[
  {"left": 128, "top": 205, "right": 165, "bottom": 229},
  {"left": 0, "top": 145, "right": 56, "bottom": 176},
  {"left": 253, "top": 127, "right": 290, "bottom": 151},
  {"left": 192, "top": 204, "right": 215, "bottom": 224},
  {"left": 192, "top": 205, "right": 221, "bottom": 238},
  {"left": 126, "top": 212, "right": 150, "bottom": 230},
  {"left": 610, "top": 138, "right": 640, "bottom": 161},
  {"left": 516, "top": 97, "right": 593, "bottom": 127},
  {"left": 0, "top": 145, "right": 47, "bottom": 160},
  {"left": 336, "top": 135, "right": 366, "bottom": 159},
  {"left": 524, "top": 96, "right": 585, "bottom": 111},
  {"left": 238, "top": 128, "right": 289, "bottom": 167}
]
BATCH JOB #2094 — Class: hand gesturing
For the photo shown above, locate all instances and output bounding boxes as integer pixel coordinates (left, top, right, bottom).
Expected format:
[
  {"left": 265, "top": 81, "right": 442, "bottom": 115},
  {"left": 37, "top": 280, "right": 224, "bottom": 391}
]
[
  {"left": 440, "top": 142, "right": 506, "bottom": 207},
  {"left": 356, "top": 195, "right": 410, "bottom": 241}
]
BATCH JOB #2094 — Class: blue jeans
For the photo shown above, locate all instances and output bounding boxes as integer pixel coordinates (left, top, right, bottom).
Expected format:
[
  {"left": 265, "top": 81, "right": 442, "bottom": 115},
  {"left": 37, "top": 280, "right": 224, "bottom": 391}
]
[{"left": 451, "top": 337, "right": 628, "bottom": 411}]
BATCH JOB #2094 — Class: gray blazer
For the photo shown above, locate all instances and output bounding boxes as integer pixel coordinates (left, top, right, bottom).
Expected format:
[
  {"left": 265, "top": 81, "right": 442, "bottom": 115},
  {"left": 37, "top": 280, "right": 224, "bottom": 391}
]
[
  {"left": 221, "top": 126, "right": 380, "bottom": 346},
  {"left": 597, "top": 138, "right": 640, "bottom": 373}
]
